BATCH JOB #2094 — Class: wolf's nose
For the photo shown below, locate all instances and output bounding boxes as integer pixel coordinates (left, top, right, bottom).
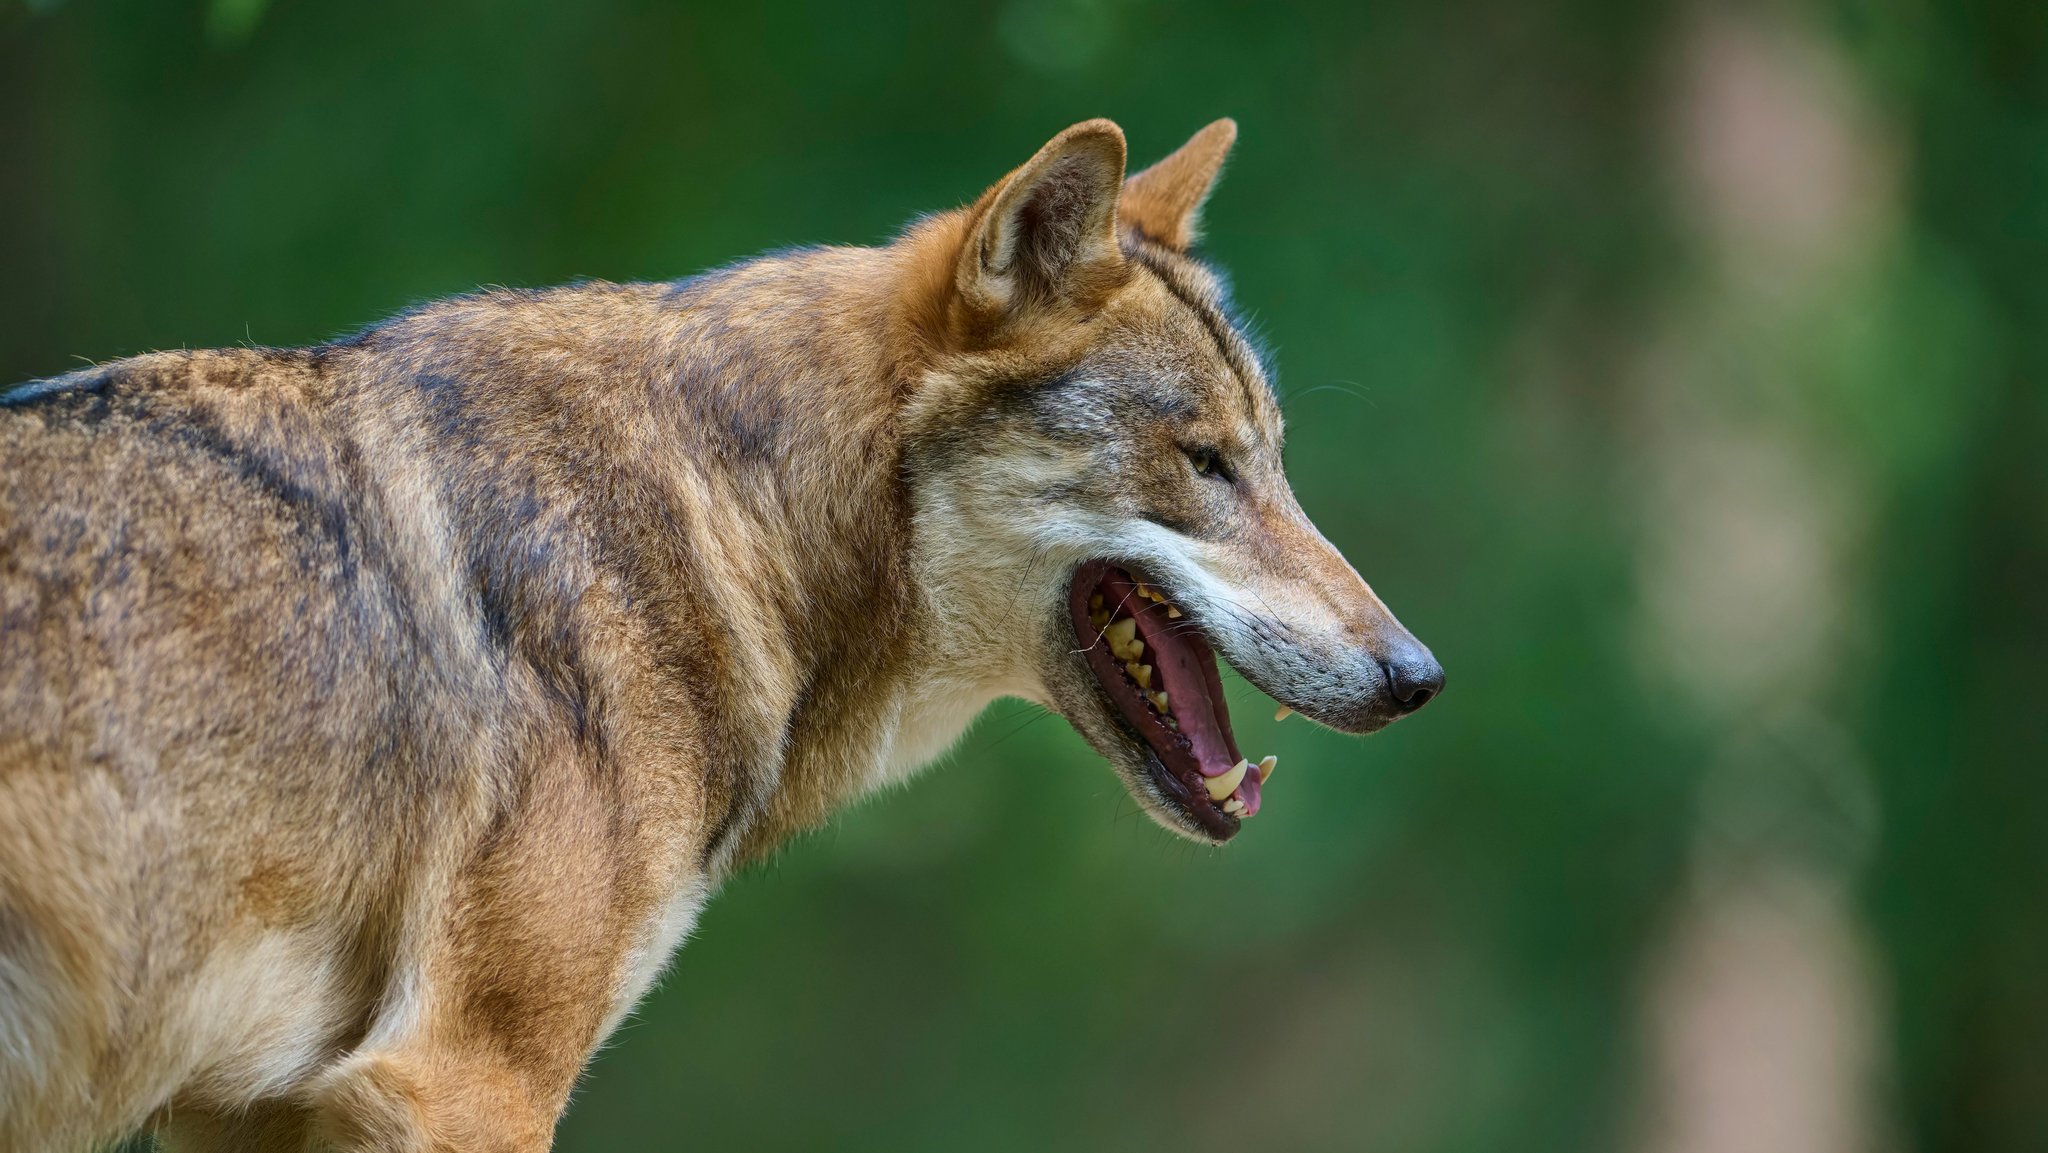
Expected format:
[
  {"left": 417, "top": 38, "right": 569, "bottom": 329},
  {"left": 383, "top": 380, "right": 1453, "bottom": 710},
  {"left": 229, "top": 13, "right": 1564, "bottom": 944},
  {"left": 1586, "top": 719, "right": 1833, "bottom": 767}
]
[{"left": 1380, "top": 646, "right": 1444, "bottom": 713}]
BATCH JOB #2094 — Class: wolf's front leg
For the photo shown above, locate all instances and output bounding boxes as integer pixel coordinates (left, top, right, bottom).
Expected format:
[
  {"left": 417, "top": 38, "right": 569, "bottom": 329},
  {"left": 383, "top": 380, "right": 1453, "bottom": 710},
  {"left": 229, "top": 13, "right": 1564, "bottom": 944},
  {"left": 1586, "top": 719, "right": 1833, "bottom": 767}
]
[
  {"left": 309, "top": 1048, "right": 563, "bottom": 1153},
  {"left": 302, "top": 926, "right": 616, "bottom": 1153},
  {"left": 303, "top": 763, "right": 688, "bottom": 1152}
]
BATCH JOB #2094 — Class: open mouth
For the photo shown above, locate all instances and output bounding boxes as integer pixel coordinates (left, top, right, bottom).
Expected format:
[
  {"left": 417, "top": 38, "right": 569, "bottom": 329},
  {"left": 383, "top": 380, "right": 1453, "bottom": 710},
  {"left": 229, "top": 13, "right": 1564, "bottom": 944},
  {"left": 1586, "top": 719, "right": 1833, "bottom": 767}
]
[{"left": 1069, "top": 560, "right": 1276, "bottom": 839}]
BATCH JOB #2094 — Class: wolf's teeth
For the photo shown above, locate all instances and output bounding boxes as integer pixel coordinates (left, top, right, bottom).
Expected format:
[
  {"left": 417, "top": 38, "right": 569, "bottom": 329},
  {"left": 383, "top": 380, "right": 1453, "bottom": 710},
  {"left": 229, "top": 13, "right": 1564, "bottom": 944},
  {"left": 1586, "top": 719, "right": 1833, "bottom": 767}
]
[
  {"left": 1089, "top": 592, "right": 1104, "bottom": 611},
  {"left": 1166, "top": 605, "right": 1183, "bottom": 619},
  {"left": 1205, "top": 759, "right": 1250, "bottom": 801},
  {"left": 1257, "top": 755, "right": 1277, "bottom": 782},
  {"left": 1103, "top": 617, "right": 1136, "bottom": 656},
  {"left": 1125, "top": 662, "right": 1153, "bottom": 689},
  {"left": 1273, "top": 705, "right": 1293, "bottom": 721},
  {"left": 1091, "top": 612, "right": 1109, "bottom": 632},
  {"left": 1222, "top": 797, "right": 1246, "bottom": 815},
  {"left": 1147, "top": 690, "right": 1169, "bottom": 713}
]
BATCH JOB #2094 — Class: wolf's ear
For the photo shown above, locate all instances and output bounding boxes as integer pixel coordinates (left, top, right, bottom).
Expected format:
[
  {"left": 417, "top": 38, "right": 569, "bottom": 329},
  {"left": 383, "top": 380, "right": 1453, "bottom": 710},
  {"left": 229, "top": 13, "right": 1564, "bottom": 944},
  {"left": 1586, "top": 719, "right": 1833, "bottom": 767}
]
[
  {"left": 957, "top": 119, "right": 1129, "bottom": 318},
  {"left": 1121, "top": 118, "right": 1237, "bottom": 250}
]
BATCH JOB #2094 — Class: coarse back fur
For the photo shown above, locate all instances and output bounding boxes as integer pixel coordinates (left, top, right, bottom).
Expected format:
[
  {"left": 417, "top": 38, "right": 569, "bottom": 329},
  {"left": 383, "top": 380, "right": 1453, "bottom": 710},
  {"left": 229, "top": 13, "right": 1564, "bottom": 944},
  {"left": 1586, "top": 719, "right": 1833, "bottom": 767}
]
[{"left": 0, "top": 118, "right": 1440, "bottom": 1151}]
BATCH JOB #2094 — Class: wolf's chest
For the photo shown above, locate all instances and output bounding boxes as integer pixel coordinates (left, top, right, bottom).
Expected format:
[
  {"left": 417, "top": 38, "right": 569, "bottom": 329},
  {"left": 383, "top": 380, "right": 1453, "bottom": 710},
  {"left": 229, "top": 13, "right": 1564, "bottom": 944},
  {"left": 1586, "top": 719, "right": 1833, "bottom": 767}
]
[{"left": 600, "top": 871, "right": 714, "bottom": 1040}]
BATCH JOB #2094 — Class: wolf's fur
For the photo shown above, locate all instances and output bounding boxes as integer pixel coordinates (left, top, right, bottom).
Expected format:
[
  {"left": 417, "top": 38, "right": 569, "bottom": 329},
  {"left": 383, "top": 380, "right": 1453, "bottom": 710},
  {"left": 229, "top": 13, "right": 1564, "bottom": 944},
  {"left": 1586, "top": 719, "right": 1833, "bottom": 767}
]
[{"left": 0, "top": 119, "right": 1437, "bottom": 1151}]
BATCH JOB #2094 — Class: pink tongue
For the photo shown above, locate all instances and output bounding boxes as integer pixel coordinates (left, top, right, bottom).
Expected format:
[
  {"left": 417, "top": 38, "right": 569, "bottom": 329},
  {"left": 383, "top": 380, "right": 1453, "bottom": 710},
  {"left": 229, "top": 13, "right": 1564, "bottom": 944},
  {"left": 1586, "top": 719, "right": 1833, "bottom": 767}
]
[{"left": 1237, "top": 768, "right": 1262, "bottom": 817}]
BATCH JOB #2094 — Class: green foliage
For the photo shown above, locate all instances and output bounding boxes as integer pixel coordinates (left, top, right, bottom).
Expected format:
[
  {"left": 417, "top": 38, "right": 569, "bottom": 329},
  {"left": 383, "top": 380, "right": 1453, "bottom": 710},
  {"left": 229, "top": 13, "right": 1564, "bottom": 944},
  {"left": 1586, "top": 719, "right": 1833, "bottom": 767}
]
[{"left": 4, "top": 1, "right": 2040, "bottom": 1149}]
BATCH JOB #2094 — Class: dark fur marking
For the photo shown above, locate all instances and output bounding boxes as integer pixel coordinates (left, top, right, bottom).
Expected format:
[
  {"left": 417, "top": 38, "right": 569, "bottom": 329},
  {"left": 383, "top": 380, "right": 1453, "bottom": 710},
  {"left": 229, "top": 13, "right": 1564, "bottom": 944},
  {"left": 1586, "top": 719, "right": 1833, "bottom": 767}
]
[
  {"left": 1142, "top": 510, "right": 1205, "bottom": 537},
  {"left": 1016, "top": 367, "right": 1199, "bottom": 441},
  {"left": 418, "top": 372, "right": 489, "bottom": 454},
  {"left": 1114, "top": 376, "right": 1201, "bottom": 424},
  {"left": 155, "top": 413, "right": 359, "bottom": 585},
  {"left": 1033, "top": 479, "right": 1090, "bottom": 505},
  {"left": 1127, "top": 248, "right": 1267, "bottom": 419},
  {"left": 0, "top": 370, "right": 108, "bottom": 410},
  {"left": 2, "top": 376, "right": 116, "bottom": 429}
]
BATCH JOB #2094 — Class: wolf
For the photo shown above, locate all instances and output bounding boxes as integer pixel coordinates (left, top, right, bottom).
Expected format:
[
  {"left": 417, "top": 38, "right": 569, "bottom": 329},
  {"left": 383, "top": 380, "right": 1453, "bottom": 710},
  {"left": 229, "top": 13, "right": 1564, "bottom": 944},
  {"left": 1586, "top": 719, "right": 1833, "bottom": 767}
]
[{"left": 0, "top": 118, "right": 1441, "bottom": 1151}]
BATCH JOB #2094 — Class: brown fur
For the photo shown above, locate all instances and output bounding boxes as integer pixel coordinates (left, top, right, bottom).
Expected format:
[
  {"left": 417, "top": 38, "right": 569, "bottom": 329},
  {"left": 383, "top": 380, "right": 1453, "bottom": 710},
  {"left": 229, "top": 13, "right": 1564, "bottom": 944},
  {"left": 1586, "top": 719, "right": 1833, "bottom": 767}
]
[{"left": 0, "top": 119, "right": 1438, "bottom": 1151}]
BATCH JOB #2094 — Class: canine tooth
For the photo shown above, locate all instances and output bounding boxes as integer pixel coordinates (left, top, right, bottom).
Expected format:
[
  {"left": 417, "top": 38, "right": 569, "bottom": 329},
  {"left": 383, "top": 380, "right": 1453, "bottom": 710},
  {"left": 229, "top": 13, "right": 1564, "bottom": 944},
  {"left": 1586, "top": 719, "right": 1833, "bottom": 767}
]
[
  {"left": 1089, "top": 592, "right": 1104, "bottom": 611},
  {"left": 1257, "top": 755, "right": 1277, "bottom": 782},
  {"left": 1124, "top": 662, "right": 1153, "bottom": 689},
  {"left": 1274, "top": 705, "right": 1293, "bottom": 721},
  {"left": 1222, "top": 797, "right": 1246, "bottom": 815},
  {"left": 1166, "top": 605, "right": 1183, "bottom": 619},
  {"left": 1091, "top": 611, "right": 1109, "bottom": 632},
  {"left": 1205, "top": 759, "right": 1249, "bottom": 801}
]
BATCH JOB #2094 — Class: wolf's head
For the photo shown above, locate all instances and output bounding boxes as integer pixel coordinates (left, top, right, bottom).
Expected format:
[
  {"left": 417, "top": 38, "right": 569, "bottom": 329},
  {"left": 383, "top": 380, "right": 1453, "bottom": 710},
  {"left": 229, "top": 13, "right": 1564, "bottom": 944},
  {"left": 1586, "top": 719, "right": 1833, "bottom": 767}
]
[{"left": 903, "top": 119, "right": 1442, "bottom": 843}]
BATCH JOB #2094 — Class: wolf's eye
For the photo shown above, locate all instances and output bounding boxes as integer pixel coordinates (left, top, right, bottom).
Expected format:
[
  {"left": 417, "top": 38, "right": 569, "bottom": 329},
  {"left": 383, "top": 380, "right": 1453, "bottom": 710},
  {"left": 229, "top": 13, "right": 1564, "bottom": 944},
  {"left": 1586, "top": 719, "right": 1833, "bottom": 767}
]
[{"left": 1185, "top": 446, "right": 1232, "bottom": 482}]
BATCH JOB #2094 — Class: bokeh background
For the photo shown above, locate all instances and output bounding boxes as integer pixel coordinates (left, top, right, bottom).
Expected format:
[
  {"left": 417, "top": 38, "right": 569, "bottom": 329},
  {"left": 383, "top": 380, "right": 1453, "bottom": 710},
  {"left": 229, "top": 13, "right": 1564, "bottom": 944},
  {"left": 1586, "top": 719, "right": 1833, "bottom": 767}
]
[{"left": 3, "top": 1, "right": 2042, "bottom": 1150}]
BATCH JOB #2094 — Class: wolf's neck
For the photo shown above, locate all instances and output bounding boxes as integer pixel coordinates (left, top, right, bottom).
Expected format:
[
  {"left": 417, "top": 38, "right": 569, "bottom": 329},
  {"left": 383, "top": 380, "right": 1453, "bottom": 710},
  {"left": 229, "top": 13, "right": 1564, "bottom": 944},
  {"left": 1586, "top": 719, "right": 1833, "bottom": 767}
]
[
  {"left": 648, "top": 246, "right": 989, "bottom": 861},
  {"left": 658, "top": 251, "right": 918, "bottom": 673}
]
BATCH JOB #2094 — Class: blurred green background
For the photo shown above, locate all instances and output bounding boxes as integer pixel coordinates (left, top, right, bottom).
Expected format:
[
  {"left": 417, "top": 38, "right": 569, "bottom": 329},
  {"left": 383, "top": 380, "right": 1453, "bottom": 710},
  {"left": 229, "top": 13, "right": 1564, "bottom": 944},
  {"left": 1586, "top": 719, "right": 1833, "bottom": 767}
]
[{"left": 3, "top": 1, "right": 2042, "bottom": 1150}]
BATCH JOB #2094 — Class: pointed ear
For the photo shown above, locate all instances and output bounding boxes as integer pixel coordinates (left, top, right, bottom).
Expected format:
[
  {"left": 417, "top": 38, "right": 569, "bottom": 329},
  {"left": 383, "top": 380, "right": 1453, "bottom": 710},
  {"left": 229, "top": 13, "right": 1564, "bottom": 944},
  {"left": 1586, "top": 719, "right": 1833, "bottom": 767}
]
[
  {"left": 957, "top": 119, "right": 1129, "bottom": 318},
  {"left": 1121, "top": 118, "right": 1237, "bottom": 250}
]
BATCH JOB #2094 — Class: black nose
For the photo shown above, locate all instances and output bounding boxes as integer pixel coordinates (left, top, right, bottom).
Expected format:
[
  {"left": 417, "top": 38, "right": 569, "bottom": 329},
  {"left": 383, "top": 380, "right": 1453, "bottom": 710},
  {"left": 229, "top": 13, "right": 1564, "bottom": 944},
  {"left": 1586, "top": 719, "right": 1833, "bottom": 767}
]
[{"left": 1380, "top": 649, "right": 1445, "bottom": 713}]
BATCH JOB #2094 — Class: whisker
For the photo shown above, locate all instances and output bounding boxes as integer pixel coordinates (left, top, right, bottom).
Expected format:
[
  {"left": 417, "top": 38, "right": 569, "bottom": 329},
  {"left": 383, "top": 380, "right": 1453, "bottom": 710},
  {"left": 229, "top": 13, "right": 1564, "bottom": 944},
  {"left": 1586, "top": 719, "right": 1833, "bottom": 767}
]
[{"left": 987, "top": 706, "right": 1055, "bottom": 749}]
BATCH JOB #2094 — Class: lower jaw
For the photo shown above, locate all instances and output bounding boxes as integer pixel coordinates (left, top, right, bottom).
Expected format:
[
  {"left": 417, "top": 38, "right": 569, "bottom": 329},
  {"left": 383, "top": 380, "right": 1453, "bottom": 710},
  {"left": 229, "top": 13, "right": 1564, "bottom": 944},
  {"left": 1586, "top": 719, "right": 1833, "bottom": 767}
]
[{"left": 1137, "top": 746, "right": 1239, "bottom": 840}]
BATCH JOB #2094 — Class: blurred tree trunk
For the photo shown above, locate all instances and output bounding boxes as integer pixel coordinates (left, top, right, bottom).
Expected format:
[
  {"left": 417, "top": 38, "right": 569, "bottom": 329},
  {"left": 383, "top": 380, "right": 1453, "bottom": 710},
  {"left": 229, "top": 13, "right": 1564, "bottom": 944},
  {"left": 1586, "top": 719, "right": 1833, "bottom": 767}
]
[{"left": 1861, "top": 0, "right": 2048, "bottom": 1147}]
